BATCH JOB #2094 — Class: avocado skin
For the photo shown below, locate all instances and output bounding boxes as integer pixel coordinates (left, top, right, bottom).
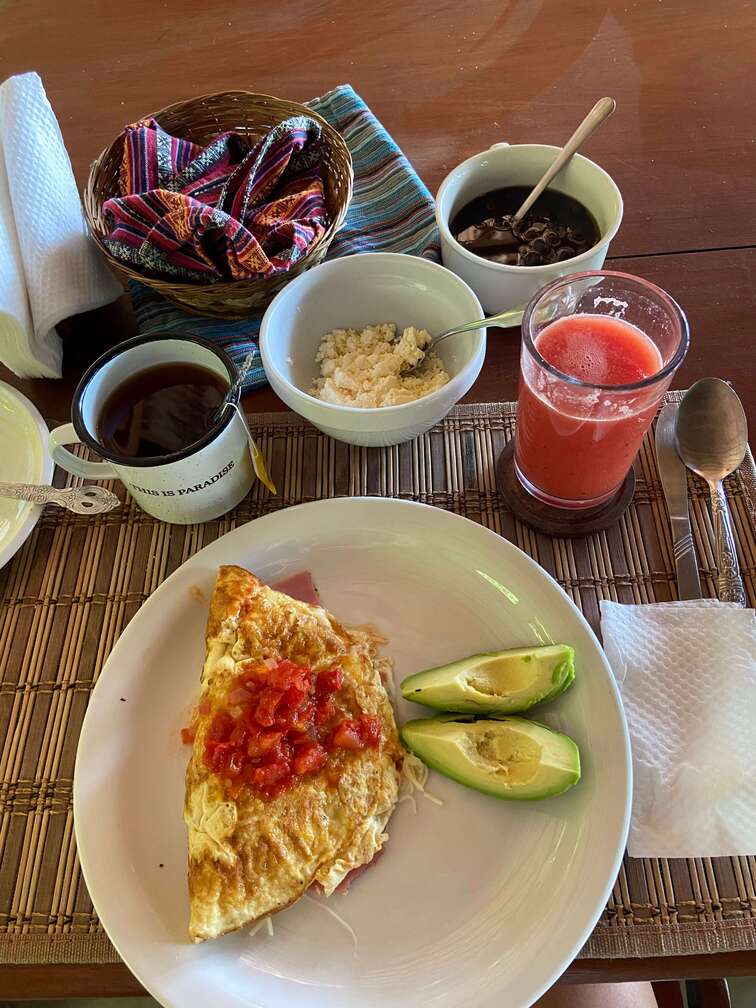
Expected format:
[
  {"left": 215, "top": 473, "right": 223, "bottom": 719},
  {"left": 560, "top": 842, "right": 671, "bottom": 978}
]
[
  {"left": 400, "top": 714, "right": 581, "bottom": 801},
  {"left": 400, "top": 645, "right": 575, "bottom": 714}
]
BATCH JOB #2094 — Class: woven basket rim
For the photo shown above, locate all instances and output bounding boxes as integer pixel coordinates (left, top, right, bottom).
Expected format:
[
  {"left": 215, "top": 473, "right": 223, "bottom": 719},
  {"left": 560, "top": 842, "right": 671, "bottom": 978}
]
[{"left": 87, "top": 87, "right": 345, "bottom": 172}]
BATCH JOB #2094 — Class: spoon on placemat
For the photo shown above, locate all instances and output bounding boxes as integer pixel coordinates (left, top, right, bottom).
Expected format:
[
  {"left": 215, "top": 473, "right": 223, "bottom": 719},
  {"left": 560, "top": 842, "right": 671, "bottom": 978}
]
[
  {"left": 0, "top": 482, "right": 120, "bottom": 514},
  {"left": 510, "top": 96, "right": 616, "bottom": 226},
  {"left": 675, "top": 379, "right": 748, "bottom": 605}
]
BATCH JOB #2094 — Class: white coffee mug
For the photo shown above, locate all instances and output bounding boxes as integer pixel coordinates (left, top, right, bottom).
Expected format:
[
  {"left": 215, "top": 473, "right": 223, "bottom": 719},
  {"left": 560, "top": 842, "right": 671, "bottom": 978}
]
[
  {"left": 49, "top": 335, "right": 255, "bottom": 524},
  {"left": 435, "top": 143, "right": 623, "bottom": 315}
]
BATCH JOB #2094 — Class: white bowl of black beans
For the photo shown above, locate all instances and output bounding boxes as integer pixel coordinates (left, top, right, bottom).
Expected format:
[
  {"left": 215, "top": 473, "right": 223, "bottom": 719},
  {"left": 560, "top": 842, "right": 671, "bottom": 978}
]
[{"left": 435, "top": 143, "right": 623, "bottom": 316}]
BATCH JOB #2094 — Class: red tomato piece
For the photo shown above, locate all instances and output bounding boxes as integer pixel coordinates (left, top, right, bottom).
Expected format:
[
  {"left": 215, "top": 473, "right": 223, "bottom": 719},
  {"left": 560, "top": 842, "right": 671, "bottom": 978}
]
[
  {"left": 267, "top": 659, "right": 309, "bottom": 690},
  {"left": 292, "top": 742, "right": 327, "bottom": 776},
  {"left": 252, "top": 762, "right": 290, "bottom": 789},
  {"left": 207, "top": 713, "right": 233, "bottom": 742},
  {"left": 266, "top": 777, "right": 295, "bottom": 799},
  {"left": 242, "top": 664, "right": 265, "bottom": 685},
  {"left": 248, "top": 729, "right": 284, "bottom": 758},
  {"left": 288, "top": 700, "right": 316, "bottom": 732},
  {"left": 255, "top": 688, "right": 285, "bottom": 727},
  {"left": 316, "top": 667, "right": 344, "bottom": 696},
  {"left": 205, "top": 740, "right": 231, "bottom": 773},
  {"left": 274, "top": 735, "right": 293, "bottom": 764},
  {"left": 228, "top": 685, "right": 253, "bottom": 705},
  {"left": 280, "top": 682, "right": 308, "bottom": 713},
  {"left": 180, "top": 726, "right": 195, "bottom": 745},
  {"left": 226, "top": 750, "right": 245, "bottom": 777},
  {"left": 314, "top": 697, "right": 336, "bottom": 725},
  {"left": 276, "top": 658, "right": 306, "bottom": 678},
  {"left": 358, "top": 714, "right": 382, "bottom": 746},
  {"left": 229, "top": 723, "right": 248, "bottom": 747},
  {"left": 332, "top": 719, "right": 365, "bottom": 750}
]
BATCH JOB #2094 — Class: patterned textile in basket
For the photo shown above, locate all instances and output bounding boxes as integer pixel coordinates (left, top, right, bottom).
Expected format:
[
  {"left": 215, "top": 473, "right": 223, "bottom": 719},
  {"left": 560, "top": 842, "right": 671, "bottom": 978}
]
[
  {"left": 130, "top": 84, "right": 440, "bottom": 390},
  {"left": 103, "top": 116, "right": 328, "bottom": 282}
]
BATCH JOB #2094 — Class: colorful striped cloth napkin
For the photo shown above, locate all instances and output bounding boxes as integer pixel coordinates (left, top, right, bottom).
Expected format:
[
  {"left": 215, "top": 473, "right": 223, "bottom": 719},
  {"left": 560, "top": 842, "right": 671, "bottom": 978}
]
[{"left": 130, "top": 84, "right": 440, "bottom": 390}]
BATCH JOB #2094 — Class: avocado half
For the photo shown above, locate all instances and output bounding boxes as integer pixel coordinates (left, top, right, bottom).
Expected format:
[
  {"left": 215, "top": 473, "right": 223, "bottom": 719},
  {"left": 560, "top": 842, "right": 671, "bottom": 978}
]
[
  {"left": 400, "top": 714, "right": 581, "bottom": 801},
  {"left": 400, "top": 645, "right": 575, "bottom": 714}
]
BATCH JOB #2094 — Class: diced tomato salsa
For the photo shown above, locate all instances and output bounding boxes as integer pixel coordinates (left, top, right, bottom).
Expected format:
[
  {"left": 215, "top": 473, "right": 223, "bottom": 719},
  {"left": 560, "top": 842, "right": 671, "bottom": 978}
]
[{"left": 181, "top": 658, "right": 382, "bottom": 799}]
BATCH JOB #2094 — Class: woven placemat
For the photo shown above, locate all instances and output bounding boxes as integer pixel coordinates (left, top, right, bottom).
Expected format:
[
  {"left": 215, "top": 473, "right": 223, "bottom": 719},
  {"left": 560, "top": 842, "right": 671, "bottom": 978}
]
[{"left": 0, "top": 395, "right": 754, "bottom": 967}]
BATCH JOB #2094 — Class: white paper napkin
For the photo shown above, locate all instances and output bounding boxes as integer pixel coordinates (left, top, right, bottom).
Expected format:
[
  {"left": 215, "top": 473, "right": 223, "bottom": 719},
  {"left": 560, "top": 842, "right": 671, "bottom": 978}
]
[
  {"left": 0, "top": 71, "right": 121, "bottom": 378},
  {"left": 600, "top": 599, "right": 756, "bottom": 858}
]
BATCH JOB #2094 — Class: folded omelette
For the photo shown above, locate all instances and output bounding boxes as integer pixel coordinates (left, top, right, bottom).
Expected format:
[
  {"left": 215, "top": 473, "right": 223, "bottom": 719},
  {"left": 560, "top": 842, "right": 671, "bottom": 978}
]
[{"left": 184, "top": 565, "right": 402, "bottom": 942}]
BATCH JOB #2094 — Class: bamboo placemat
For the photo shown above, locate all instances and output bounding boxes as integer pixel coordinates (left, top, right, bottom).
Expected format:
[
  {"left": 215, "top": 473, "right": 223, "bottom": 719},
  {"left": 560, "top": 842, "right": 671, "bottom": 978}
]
[{"left": 1, "top": 395, "right": 754, "bottom": 967}]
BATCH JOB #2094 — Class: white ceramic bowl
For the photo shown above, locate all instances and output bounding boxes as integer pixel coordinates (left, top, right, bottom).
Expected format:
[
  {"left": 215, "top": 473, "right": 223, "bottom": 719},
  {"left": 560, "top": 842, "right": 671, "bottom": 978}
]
[
  {"left": 436, "top": 143, "right": 623, "bottom": 316},
  {"left": 260, "top": 253, "right": 486, "bottom": 447}
]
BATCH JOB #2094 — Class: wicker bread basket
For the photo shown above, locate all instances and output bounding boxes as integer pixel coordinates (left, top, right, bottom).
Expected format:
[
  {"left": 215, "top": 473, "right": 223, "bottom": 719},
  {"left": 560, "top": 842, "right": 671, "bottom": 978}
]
[{"left": 83, "top": 91, "right": 353, "bottom": 319}]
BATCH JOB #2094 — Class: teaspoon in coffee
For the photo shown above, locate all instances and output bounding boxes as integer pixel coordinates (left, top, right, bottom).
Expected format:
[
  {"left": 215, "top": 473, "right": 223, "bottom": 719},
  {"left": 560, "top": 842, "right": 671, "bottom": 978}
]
[
  {"left": 511, "top": 97, "right": 616, "bottom": 226},
  {"left": 209, "top": 351, "right": 257, "bottom": 425},
  {"left": 675, "top": 379, "right": 748, "bottom": 605},
  {"left": 0, "top": 482, "right": 120, "bottom": 515}
]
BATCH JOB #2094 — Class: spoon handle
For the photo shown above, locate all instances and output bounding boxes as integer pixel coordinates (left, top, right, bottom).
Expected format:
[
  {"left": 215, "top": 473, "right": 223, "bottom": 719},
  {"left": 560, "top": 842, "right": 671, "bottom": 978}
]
[
  {"left": 0, "top": 482, "right": 61, "bottom": 505},
  {"left": 0, "top": 482, "right": 120, "bottom": 514},
  {"left": 710, "top": 480, "right": 747, "bottom": 605},
  {"left": 512, "top": 97, "right": 616, "bottom": 224},
  {"left": 435, "top": 305, "right": 525, "bottom": 345}
]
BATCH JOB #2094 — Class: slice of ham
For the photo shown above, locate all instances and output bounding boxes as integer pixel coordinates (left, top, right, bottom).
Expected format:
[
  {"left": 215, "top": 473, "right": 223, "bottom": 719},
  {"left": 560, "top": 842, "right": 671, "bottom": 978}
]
[
  {"left": 271, "top": 571, "right": 320, "bottom": 606},
  {"left": 335, "top": 847, "right": 385, "bottom": 894}
]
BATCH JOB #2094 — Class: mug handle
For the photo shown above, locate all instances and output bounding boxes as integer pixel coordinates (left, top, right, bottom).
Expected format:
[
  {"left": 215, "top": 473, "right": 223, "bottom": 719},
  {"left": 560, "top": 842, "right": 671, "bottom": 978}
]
[
  {"left": 48, "top": 423, "right": 118, "bottom": 479},
  {"left": 489, "top": 142, "right": 510, "bottom": 149}
]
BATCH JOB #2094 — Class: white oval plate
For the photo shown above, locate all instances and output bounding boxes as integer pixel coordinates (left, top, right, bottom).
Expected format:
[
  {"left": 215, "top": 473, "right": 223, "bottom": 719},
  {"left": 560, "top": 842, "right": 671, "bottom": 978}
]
[
  {"left": 0, "top": 382, "right": 54, "bottom": 570},
  {"left": 74, "top": 498, "right": 630, "bottom": 1008}
]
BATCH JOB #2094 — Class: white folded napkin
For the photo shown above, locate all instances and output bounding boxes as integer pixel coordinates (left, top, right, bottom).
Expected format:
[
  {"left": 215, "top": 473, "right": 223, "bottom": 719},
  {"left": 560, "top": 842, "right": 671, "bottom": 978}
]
[
  {"left": 600, "top": 599, "right": 756, "bottom": 858},
  {"left": 0, "top": 71, "right": 121, "bottom": 378}
]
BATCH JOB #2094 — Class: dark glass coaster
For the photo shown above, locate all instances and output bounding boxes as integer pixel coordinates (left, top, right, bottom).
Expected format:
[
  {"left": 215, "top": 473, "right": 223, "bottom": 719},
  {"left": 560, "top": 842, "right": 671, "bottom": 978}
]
[{"left": 495, "top": 441, "right": 635, "bottom": 537}]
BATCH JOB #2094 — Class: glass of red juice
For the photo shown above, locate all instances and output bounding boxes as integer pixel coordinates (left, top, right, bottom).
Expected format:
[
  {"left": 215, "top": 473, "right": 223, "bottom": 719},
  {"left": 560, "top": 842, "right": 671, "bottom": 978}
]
[{"left": 515, "top": 270, "right": 689, "bottom": 509}]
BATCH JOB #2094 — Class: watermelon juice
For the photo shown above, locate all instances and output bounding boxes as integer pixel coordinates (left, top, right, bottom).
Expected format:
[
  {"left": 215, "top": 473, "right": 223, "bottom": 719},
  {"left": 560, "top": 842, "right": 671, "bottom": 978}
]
[{"left": 514, "top": 273, "right": 689, "bottom": 508}]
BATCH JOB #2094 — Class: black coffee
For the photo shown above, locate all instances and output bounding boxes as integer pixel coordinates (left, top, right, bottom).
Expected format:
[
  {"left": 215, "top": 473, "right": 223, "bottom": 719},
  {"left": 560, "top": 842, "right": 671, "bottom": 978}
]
[
  {"left": 98, "top": 363, "right": 229, "bottom": 459},
  {"left": 451, "top": 186, "right": 600, "bottom": 267}
]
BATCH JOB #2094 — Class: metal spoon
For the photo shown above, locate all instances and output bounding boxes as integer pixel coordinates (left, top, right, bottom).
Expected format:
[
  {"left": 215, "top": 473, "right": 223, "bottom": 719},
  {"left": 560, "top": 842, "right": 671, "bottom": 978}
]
[
  {"left": 675, "top": 379, "right": 748, "bottom": 605},
  {"left": 400, "top": 305, "right": 524, "bottom": 375},
  {"left": 511, "top": 97, "right": 616, "bottom": 226},
  {"left": 209, "top": 351, "right": 257, "bottom": 425},
  {"left": 0, "top": 482, "right": 120, "bottom": 514}
]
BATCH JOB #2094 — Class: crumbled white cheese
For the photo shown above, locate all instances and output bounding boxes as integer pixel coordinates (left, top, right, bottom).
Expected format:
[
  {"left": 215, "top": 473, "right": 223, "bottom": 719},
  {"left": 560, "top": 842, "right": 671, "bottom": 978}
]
[{"left": 310, "top": 323, "right": 450, "bottom": 407}]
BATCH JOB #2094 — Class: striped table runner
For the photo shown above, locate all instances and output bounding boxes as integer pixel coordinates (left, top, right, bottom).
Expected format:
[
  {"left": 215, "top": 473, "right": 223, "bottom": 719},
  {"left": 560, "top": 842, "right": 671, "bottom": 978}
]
[{"left": 130, "top": 84, "right": 440, "bottom": 389}]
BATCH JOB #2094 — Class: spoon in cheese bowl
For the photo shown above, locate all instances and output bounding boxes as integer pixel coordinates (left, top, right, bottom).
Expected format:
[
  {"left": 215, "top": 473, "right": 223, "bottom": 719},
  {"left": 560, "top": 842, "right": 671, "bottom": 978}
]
[{"left": 399, "top": 304, "right": 524, "bottom": 375}]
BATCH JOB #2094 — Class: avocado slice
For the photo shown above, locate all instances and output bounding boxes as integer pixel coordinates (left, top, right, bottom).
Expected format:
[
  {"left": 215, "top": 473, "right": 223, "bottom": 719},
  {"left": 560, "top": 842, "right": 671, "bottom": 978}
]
[
  {"left": 400, "top": 714, "right": 580, "bottom": 801},
  {"left": 400, "top": 645, "right": 575, "bottom": 714}
]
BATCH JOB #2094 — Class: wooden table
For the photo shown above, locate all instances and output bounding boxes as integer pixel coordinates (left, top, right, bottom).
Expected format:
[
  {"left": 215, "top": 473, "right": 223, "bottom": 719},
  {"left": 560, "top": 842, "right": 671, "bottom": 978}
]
[{"left": 2, "top": 0, "right": 755, "bottom": 998}]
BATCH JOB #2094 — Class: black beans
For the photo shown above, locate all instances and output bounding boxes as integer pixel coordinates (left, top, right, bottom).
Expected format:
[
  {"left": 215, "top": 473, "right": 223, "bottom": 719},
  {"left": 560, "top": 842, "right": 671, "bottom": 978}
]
[{"left": 451, "top": 186, "right": 600, "bottom": 268}]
